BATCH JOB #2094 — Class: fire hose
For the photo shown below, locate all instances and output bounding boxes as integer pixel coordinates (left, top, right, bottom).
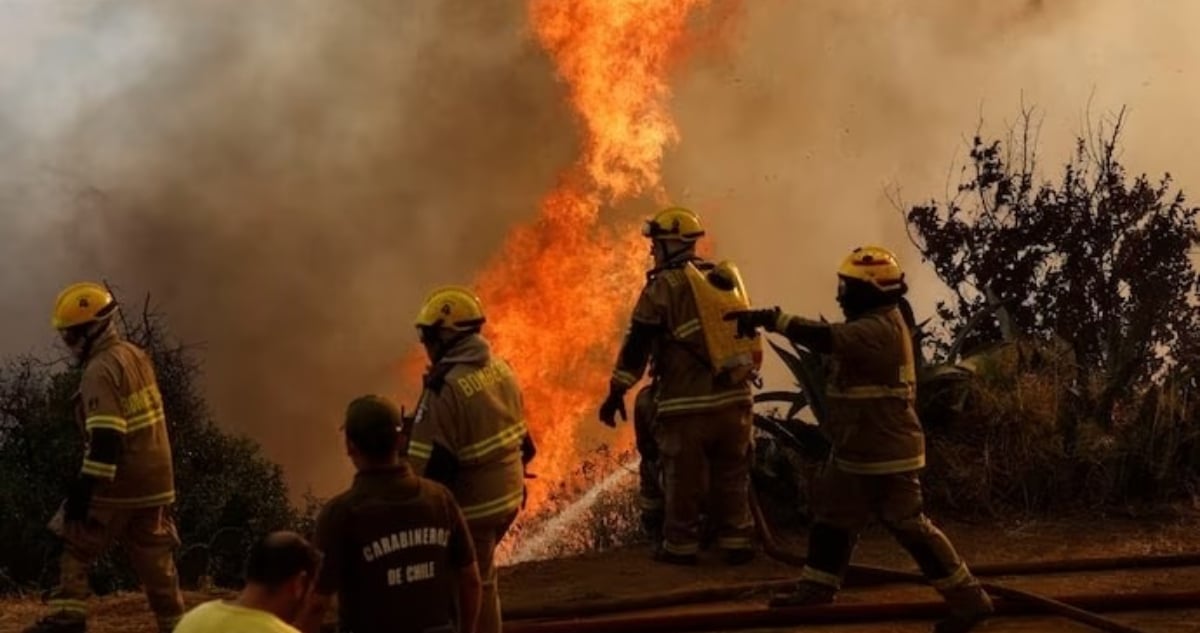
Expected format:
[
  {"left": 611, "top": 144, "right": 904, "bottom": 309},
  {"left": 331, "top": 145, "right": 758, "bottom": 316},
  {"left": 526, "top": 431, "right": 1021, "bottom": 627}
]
[
  {"left": 502, "top": 492, "right": 1200, "bottom": 632},
  {"left": 502, "top": 591, "right": 1200, "bottom": 633},
  {"left": 502, "top": 552, "right": 1200, "bottom": 621},
  {"left": 748, "top": 490, "right": 1152, "bottom": 633}
]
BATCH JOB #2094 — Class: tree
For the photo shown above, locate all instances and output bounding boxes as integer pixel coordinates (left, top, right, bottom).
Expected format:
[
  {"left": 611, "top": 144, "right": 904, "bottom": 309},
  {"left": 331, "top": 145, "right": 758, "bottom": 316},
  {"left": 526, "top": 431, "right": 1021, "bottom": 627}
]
[{"left": 904, "top": 107, "right": 1200, "bottom": 430}]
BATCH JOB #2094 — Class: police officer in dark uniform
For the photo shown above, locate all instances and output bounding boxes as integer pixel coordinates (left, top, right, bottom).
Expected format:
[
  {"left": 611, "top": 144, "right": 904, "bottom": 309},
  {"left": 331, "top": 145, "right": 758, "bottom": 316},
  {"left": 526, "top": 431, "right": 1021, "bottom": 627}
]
[{"left": 298, "top": 395, "right": 482, "bottom": 633}]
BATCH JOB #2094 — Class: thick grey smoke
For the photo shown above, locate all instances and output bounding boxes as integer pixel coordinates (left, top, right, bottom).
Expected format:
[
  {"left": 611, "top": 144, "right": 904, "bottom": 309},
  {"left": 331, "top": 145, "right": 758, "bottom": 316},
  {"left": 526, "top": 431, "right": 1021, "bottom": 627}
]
[
  {"left": 0, "top": 1, "right": 576, "bottom": 496},
  {"left": 665, "top": 0, "right": 1200, "bottom": 388}
]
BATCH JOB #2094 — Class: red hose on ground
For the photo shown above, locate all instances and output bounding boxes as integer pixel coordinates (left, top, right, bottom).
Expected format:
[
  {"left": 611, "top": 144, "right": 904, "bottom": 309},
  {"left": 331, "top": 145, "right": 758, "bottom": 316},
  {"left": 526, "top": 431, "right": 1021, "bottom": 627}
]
[
  {"left": 748, "top": 490, "right": 1151, "bottom": 633},
  {"left": 502, "top": 590, "right": 1200, "bottom": 633},
  {"left": 502, "top": 552, "right": 1200, "bottom": 620}
]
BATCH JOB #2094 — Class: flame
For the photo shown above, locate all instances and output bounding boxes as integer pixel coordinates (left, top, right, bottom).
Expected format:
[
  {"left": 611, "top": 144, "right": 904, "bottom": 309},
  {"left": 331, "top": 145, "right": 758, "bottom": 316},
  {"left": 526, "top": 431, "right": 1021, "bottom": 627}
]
[{"left": 404, "top": 0, "right": 716, "bottom": 524}]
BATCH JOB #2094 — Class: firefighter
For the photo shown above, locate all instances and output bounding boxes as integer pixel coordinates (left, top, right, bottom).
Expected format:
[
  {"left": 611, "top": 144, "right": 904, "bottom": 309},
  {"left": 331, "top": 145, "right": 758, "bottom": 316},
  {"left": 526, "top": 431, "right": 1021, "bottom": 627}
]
[
  {"left": 406, "top": 286, "right": 534, "bottom": 633},
  {"left": 24, "top": 283, "right": 184, "bottom": 633},
  {"left": 599, "top": 207, "right": 762, "bottom": 566},
  {"left": 727, "top": 246, "right": 994, "bottom": 633},
  {"left": 297, "top": 395, "right": 482, "bottom": 633}
]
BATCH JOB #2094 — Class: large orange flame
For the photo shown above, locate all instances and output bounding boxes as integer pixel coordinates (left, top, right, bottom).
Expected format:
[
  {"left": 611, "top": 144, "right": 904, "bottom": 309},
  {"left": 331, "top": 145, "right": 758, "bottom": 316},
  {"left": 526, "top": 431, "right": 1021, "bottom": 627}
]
[{"left": 404, "top": 0, "right": 715, "bottom": 526}]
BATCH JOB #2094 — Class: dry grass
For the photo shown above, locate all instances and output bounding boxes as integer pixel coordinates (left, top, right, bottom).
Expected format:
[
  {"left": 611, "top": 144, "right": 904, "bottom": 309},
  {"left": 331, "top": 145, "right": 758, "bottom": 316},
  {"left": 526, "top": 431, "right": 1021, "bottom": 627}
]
[{"left": 924, "top": 339, "right": 1200, "bottom": 517}]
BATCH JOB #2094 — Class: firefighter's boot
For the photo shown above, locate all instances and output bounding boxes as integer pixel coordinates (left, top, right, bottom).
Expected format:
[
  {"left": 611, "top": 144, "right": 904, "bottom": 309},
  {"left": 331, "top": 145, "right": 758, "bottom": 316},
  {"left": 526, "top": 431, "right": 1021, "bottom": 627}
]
[
  {"left": 722, "top": 547, "right": 756, "bottom": 566},
  {"left": 21, "top": 614, "right": 86, "bottom": 633},
  {"left": 652, "top": 543, "right": 697, "bottom": 566},
  {"left": 640, "top": 509, "right": 664, "bottom": 542},
  {"left": 768, "top": 581, "right": 837, "bottom": 608},
  {"left": 934, "top": 584, "right": 994, "bottom": 633}
]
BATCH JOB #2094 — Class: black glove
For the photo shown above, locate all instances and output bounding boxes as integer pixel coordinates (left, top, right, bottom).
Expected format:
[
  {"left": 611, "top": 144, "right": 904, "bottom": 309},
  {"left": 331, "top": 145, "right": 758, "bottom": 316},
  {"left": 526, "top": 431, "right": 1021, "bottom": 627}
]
[
  {"left": 599, "top": 387, "right": 628, "bottom": 427},
  {"left": 64, "top": 475, "right": 97, "bottom": 524},
  {"left": 725, "top": 307, "right": 782, "bottom": 339}
]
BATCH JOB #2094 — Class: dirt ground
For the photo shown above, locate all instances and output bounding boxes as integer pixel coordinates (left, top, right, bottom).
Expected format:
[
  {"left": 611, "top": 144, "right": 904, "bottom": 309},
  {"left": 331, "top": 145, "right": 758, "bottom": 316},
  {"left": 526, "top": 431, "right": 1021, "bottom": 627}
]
[{"left": 3, "top": 512, "right": 1199, "bottom": 633}]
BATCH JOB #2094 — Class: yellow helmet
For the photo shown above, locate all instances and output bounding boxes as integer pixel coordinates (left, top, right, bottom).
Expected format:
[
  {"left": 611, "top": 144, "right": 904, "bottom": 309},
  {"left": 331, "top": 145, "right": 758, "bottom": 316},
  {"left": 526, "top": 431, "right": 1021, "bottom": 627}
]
[
  {"left": 838, "top": 246, "right": 905, "bottom": 292},
  {"left": 414, "top": 286, "right": 486, "bottom": 332},
  {"left": 52, "top": 282, "right": 116, "bottom": 330},
  {"left": 642, "top": 206, "right": 705, "bottom": 242}
]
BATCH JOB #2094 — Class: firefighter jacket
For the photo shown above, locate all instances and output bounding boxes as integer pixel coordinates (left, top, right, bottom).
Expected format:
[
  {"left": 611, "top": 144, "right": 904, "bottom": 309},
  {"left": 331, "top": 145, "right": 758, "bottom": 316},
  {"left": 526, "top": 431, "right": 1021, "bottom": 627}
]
[
  {"left": 408, "top": 335, "right": 528, "bottom": 524},
  {"left": 611, "top": 259, "right": 754, "bottom": 418},
  {"left": 74, "top": 329, "right": 176, "bottom": 508},
  {"left": 775, "top": 305, "right": 925, "bottom": 475}
]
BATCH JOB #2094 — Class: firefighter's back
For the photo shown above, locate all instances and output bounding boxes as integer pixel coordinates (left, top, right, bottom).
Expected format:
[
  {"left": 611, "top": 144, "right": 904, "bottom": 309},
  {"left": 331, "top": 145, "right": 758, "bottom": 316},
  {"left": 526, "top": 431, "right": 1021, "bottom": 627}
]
[
  {"left": 85, "top": 339, "right": 175, "bottom": 508},
  {"left": 438, "top": 355, "right": 526, "bottom": 524}
]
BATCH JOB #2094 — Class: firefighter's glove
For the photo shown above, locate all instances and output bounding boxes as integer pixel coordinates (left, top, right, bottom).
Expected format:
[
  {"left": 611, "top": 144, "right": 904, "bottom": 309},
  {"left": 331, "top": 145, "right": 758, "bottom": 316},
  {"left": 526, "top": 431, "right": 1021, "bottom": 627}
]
[
  {"left": 725, "top": 307, "right": 782, "bottom": 339},
  {"left": 599, "top": 386, "right": 628, "bottom": 427},
  {"left": 64, "top": 475, "right": 97, "bottom": 524}
]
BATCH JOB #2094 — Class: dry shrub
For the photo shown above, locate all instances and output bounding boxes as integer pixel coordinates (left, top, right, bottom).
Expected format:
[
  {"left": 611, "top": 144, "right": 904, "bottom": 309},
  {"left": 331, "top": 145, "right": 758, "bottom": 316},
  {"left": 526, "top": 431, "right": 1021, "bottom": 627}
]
[{"left": 924, "top": 339, "right": 1200, "bottom": 517}]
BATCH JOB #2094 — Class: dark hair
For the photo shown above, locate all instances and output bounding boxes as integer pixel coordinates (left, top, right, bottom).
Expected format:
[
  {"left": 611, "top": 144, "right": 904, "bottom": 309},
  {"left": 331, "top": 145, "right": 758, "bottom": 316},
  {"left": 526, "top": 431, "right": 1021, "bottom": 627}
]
[
  {"left": 244, "top": 531, "right": 322, "bottom": 589},
  {"left": 344, "top": 395, "right": 403, "bottom": 462}
]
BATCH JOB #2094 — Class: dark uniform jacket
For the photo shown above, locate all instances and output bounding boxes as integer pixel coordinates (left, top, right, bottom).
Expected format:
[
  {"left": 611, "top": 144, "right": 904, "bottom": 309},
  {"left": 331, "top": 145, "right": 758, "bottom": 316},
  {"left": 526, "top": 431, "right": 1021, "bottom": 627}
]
[{"left": 314, "top": 464, "right": 476, "bottom": 633}]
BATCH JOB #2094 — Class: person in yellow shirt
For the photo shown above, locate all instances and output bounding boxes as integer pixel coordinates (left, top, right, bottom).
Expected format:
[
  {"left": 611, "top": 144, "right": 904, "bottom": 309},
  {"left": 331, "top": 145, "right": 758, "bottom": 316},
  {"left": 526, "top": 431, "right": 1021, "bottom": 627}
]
[{"left": 175, "top": 532, "right": 321, "bottom": 633}]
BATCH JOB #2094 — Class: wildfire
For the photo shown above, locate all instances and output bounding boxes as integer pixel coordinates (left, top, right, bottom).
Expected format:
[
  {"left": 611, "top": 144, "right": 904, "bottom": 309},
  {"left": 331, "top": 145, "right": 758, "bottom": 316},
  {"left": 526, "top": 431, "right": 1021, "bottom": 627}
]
[{"left": 405, "top": 0, "right": 717, "bottom": 524}]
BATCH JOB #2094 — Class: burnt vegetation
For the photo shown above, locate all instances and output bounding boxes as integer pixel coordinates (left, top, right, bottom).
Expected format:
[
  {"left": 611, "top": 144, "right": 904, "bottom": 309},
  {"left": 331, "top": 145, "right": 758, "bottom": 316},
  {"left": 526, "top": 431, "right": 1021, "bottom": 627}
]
[{"left": 755, "top": 107, "right": 1200, "bottom": 520}]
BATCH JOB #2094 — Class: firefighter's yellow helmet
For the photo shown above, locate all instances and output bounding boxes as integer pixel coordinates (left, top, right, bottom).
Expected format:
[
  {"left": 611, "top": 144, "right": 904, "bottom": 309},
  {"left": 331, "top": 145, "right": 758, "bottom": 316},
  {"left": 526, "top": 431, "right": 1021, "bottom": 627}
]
[
  {"left": 838, "top": 246, "right": 905, "bottom": 292},
  {"left": 642, "top": 206, "right": 705, "bottom": 242},
  {"left": 415, "top": 286, "right": 486, "bottom": 332},
  {"left": 52, "top": 282, "right": 116, "bottom": 330}
]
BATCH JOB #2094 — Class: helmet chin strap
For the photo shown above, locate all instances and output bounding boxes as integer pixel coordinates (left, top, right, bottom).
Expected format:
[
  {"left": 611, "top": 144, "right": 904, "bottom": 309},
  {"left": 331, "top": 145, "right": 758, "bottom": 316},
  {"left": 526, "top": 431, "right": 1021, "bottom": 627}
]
[
  {"left": 837, "top": 278, "right": 901, "bottom": 320},
  {"left": 422, "top": 327, "right": 477, "bottom": 364},
  {"left": 73, "top": 318, "right": 115, "bottom": 364},
  {"left": 652, "top": 240, "right": 695, "bottom": 268}
]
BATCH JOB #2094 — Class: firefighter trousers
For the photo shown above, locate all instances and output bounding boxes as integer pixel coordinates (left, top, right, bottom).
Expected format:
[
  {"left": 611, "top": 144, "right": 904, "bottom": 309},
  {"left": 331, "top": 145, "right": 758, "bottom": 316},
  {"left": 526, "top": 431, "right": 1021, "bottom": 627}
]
[
  {"left": 655, "top": 405, "right": 753, "bottom": 556},
  {"left": 47, "top": 504, "right": 185, "bottom": 633},
  {"left": 799, "top": 465, "right": 984, "bottom": 606},
  {"left": 467, "top": 510, "right": 517, "bottom": 633},
  {"left": 633, "top": 387, "right": 663, "bottom": 523}
]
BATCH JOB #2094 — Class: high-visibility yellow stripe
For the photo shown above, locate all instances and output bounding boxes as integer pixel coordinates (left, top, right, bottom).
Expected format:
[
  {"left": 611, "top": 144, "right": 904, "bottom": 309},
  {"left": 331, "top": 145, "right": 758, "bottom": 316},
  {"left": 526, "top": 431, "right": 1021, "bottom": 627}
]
[
  {"left": 91, "top": 490, "right": 176, "bottom": 508},
  {"left": 656, "top": 390, "right": 750, "bottom": 415},
  {"left": 826, "top": 385, "right": 913, "bottom": 400},
  {"left": 672, "top": 318, "right": 702, "bottom": 339},
  {"left": 931, "top": 564, "right": 972, "bottom": 592},
  {"left": 662, "top": 540, "right": 699, "bottom": 556},
  {"left": 81, "top": 459, "right": 117, "bottom": 480},
  {"left": 48, "top": 599, "right": 88, "bottom": 614},
  {"left": 718, "top": 536, "right": 753, "bottom": 550},
  {"left": 775, "top": 313, "right": 794, "bottom": 333},
  {"left": 126, "top": 409, "right": 165, "bottom": 432},
  {"left": 800, "top": 565, "right": 842, "bottom": 589},
  {"left": 835, "top": 454, "right": 925, "bottom": 475},
  {"left": 612, "top": 370, "right": 640, "bottom": 388},
  {"left": 85, "top": 415, "right": 128, "bottom": 434},
  {"left": 408, "top": 441, "right": 433, "bottom": 459},
  {"left": 638, "top": 495, "right": 664, "bottom": 511},
  {"left": 457, "top": 423, "right": 526, "bottom": 461},
  {"left": 461, "top": 488, "right": 524, "bottom": 521}
]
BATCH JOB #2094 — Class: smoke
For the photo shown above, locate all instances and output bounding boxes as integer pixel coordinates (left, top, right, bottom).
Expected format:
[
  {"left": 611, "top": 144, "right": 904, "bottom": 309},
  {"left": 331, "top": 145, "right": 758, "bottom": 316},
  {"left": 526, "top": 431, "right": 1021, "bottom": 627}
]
[
  {"left": 0, "top": 1, "right": 576, "bottom": 495},
  {"left": 665, "top": 0, "right": 1200, "bottom": 388},
  {"left": 5, "top": 0, "right": 1200, "bottom": 496}
]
